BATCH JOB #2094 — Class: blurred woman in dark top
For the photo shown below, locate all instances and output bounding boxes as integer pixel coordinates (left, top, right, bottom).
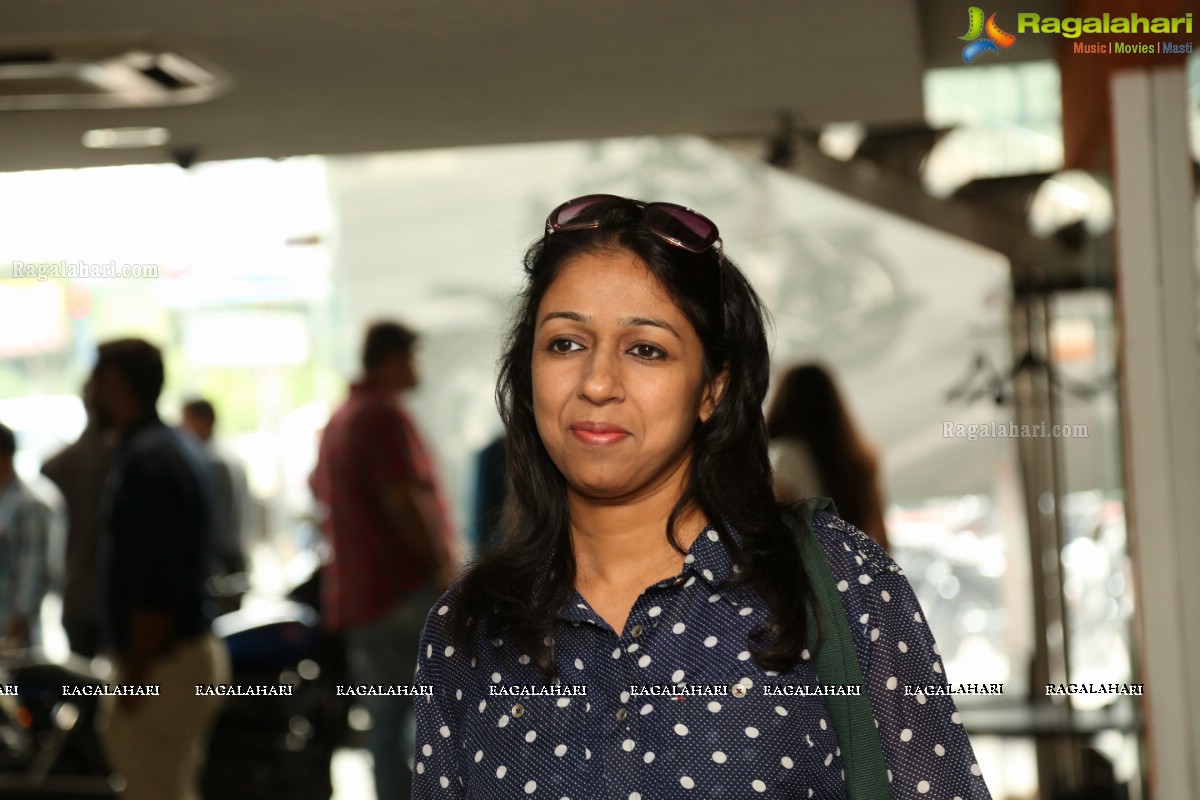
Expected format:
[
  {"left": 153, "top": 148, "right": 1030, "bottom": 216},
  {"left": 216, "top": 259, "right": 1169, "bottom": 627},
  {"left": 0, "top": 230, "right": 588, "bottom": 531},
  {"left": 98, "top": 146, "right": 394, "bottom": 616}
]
[{"left": 766, "top": 363, "right": 889, "bottom": 551}]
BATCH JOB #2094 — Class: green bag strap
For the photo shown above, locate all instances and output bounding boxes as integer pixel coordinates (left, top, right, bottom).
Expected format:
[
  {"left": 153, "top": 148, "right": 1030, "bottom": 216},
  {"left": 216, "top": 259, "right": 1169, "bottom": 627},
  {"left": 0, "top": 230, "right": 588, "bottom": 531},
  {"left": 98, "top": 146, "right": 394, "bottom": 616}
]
[{"left": 784, "top": 497, "right": 892, "bottom": 800}]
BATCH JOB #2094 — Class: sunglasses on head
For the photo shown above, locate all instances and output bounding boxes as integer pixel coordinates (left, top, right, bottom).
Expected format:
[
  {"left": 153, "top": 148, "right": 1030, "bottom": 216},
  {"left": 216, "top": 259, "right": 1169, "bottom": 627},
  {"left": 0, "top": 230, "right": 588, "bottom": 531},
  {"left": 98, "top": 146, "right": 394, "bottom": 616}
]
[{"left": 544, "top": 194, "right": 724, "bottom": 265}]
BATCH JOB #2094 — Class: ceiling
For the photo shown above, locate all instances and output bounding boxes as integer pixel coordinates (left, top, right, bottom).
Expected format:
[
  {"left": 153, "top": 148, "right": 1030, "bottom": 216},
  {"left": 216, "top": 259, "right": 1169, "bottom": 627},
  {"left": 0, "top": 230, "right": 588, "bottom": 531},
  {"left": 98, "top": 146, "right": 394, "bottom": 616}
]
[{"left": 0, "top": 0, "right": 1064, "bottom": 174}]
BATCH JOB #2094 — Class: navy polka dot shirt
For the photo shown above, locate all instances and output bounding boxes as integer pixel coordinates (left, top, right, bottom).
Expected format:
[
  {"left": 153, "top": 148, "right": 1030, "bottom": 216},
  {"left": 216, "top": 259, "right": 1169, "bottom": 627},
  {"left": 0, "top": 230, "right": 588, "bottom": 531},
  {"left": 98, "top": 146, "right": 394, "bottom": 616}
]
[{"left": 412, "top": 512, "right": 993, "bottom": 799}]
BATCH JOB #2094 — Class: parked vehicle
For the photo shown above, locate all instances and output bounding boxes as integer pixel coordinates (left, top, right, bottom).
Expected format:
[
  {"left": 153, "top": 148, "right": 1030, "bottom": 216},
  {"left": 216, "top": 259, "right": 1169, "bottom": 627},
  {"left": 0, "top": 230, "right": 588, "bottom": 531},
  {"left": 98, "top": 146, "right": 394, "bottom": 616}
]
[
  {"left": 0, "top": 654, "right": 116, "bottom": 799},
  {"left": 200, "top": 559, "right": 350, "bottom": 800}
]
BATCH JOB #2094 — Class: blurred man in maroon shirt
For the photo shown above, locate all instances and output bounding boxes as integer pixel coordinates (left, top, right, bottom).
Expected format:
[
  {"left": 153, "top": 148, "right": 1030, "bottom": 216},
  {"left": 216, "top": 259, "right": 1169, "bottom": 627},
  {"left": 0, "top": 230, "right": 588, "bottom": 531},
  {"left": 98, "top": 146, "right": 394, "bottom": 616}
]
[{"left": 310, "top": 320, "right": 457, "bottom": 800}]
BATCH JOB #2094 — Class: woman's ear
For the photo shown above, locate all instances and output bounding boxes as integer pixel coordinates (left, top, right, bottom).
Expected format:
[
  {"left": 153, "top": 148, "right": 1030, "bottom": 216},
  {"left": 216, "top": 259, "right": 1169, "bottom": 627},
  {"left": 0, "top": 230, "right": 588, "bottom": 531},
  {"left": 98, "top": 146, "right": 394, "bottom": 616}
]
[{"left": 700, "top": 364, "right": 731, "bottom": 423}]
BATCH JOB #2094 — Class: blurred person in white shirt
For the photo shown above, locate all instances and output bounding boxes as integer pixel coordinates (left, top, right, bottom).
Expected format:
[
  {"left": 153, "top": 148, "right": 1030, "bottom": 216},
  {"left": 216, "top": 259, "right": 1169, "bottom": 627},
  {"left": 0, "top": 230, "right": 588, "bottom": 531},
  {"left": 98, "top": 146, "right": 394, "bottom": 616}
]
[{"left": 0, "top": 420, "right": 54, "bottom": 648}]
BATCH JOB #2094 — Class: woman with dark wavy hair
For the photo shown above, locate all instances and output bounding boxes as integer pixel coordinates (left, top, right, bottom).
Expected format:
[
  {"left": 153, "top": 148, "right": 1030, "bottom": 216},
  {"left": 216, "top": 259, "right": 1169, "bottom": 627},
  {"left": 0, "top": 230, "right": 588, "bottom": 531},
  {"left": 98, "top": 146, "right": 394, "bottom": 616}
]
[
  {"left": 767, "top": 363, "right": 890, "bottom": 551},
  {"left": 411, "top": 195, "right": 990, "bottom": 800}
]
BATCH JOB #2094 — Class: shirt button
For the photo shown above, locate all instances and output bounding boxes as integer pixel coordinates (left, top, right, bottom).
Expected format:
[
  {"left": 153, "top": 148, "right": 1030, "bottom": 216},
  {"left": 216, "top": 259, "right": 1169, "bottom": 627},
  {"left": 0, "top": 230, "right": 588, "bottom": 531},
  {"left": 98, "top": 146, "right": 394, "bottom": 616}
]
[
  {"left": 512, "top": 703, "right": 525, "bottom": 717},
  {"left": 731, "top": 683, "right": 748, "bottom": 698},
  {"left": 615, "top": 707, "right": 629, "bottom": 721},
  {"left": 630, "top": 624, "right": 644, "bottom": 638},
  {"left": 672, "top": 577, "right": 685, "bottom": 587}
]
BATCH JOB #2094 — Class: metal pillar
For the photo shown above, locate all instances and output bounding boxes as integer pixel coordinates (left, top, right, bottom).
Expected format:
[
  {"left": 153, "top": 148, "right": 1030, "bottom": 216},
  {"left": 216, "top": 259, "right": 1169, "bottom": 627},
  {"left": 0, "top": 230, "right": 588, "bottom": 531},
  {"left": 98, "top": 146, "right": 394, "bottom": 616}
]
[{"left": 1010, "top": 292, "right": 1078, "bottom": 798}]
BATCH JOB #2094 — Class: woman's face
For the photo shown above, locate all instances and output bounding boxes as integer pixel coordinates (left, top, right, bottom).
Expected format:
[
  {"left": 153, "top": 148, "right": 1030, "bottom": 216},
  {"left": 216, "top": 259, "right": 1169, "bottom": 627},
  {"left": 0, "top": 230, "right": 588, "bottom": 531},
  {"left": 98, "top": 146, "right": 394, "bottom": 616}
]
[{"left": 532, "top": 248, "right": 723, "bottom": 504}]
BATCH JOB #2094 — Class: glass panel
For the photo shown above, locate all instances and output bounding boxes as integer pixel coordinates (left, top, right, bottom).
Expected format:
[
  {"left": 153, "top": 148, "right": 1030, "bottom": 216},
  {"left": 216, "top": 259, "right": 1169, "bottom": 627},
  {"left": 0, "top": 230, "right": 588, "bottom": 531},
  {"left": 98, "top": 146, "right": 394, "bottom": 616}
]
[{"left": 924, "top": 60, "right": 1063, "bottom": 196}]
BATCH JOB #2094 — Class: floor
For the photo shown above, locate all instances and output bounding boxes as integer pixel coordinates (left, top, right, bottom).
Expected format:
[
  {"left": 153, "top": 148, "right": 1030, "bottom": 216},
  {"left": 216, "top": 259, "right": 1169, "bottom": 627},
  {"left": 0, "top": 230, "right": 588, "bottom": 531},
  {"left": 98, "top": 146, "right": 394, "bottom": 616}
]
[{"left": 331, "top": 748, "right": 375, "bottom": 800}]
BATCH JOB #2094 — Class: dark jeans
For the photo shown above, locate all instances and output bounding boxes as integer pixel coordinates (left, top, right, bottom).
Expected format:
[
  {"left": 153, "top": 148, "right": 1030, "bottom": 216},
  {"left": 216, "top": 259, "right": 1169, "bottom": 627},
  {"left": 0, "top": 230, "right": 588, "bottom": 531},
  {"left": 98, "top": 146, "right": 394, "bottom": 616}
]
[
  {"left": 64, "top": 613, "right": 100, "bottom": 659},
  {"left": 345, "top": 586, "right": 440, "bottom": 800}
]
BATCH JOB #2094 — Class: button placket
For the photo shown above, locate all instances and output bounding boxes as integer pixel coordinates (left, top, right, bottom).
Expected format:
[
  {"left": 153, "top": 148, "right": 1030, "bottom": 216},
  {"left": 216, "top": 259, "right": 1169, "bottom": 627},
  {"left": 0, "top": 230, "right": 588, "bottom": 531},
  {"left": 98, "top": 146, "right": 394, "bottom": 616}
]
[
  {"left": 616, "top": 604, "right": 654, "bottom": 745},
  {"left": 613, "top": 639, "right": 642, "bottom": 786}
]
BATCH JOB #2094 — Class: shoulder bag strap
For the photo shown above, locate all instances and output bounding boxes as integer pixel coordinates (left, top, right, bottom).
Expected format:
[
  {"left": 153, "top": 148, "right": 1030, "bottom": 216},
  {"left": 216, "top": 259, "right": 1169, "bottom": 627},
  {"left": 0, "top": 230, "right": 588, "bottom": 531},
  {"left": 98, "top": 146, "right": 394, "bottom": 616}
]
[{"left": 784, "top": 497, "right": 892, "bottom": 800}]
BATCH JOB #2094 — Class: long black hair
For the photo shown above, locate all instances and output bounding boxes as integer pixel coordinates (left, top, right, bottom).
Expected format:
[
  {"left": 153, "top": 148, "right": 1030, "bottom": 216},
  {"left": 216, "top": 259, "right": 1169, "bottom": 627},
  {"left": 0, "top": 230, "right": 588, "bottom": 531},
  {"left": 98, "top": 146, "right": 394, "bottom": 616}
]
[
  {"left": 766, "top": 363, "right": 888, "bottom": 549},
  {"left": 449, "top": 200, "right": 818, "bottom": 678}
]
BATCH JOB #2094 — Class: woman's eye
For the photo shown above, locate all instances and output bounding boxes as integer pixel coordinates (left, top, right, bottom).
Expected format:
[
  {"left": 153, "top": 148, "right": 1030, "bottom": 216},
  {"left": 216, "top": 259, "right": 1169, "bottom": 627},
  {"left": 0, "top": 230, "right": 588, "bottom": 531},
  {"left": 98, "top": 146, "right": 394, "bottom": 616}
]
[
  {"left": 549, "top": 338, "right": 583, "bottom": 354},
  {"left": 629, "top": 343, "right": 666, "bottom": 360}
]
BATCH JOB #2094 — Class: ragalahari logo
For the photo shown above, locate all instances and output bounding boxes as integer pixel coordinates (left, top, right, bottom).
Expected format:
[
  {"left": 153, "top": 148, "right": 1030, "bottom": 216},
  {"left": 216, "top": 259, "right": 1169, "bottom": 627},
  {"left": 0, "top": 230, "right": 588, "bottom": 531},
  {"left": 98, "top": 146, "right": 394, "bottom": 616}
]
[{"left": 960, "top": 7, "right": 1017, "bottom": 63}]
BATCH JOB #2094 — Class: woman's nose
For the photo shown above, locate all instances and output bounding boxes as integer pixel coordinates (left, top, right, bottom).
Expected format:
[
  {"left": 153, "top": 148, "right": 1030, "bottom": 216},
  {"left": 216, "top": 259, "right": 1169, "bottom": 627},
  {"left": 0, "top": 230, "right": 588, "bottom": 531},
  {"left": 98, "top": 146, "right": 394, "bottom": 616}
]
[{"left": 578, "top": 350, "right": 623, "bottom": 404}]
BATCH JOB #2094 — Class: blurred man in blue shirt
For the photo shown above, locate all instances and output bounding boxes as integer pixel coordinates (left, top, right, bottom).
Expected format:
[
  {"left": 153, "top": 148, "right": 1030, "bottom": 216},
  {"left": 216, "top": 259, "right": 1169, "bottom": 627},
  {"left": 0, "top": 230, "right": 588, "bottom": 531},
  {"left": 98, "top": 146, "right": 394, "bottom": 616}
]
[{"left": 92, "top": 338, "right": 230, "bottom": 800}]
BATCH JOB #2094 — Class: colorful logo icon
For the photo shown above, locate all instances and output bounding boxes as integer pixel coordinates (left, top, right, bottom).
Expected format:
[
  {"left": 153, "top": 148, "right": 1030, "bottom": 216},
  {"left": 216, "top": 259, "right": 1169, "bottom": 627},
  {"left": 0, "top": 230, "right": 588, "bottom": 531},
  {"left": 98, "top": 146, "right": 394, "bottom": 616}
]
[{"left": 960, "top": 7, "right": 1017, "bottom": 63}]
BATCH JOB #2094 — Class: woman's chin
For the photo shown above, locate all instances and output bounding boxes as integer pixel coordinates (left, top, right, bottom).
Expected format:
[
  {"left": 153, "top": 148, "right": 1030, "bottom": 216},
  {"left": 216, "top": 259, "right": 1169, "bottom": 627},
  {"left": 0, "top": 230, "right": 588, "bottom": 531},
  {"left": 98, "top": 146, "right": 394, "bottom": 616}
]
[{"left": 564, "top": 474, "right": 639, "bottom": 503}]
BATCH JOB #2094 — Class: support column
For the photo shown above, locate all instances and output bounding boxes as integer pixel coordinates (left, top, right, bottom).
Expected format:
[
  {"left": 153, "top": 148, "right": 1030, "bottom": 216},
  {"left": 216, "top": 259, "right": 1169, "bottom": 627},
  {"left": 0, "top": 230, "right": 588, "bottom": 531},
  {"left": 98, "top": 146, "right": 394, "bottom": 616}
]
[
  {"left": 1110, "top": 66, "right": 1200, "bottom": 798},
  {"left": 1011, "top": 293, "right": 1078, "bottom": 798}
]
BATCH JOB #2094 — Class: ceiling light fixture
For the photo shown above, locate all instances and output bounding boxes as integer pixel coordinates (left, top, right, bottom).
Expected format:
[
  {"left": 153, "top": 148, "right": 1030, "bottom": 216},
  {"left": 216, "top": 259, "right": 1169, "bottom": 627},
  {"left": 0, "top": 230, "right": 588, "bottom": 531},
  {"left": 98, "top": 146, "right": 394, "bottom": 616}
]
[
  {"left": 0, "top": 34, "right": 230, "bottom": 111},
  {"left": 81, "top": 126, "right": 171, "bottom": 149}
]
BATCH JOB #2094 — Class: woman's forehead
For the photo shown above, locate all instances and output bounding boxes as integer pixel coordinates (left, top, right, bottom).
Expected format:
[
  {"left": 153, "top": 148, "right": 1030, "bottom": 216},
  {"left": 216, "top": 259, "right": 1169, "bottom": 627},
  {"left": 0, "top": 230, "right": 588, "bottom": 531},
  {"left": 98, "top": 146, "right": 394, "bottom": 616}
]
[{"left": 537, "top": 250, "right": 690, "bottom": 327}]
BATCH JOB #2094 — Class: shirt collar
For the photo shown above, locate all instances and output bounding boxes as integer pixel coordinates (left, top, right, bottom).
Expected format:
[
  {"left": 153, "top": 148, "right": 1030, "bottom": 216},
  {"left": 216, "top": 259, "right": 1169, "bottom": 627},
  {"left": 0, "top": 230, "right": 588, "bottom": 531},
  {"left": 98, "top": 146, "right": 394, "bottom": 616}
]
[
  {"left": 554, "top": 522, "right": 743, "bottom": 625},
  {"left": 118, "top": 411, "right": 163, "bottom": 448},
  {"left": 350, "top": 379, "right": 404, "bottom": 400}
]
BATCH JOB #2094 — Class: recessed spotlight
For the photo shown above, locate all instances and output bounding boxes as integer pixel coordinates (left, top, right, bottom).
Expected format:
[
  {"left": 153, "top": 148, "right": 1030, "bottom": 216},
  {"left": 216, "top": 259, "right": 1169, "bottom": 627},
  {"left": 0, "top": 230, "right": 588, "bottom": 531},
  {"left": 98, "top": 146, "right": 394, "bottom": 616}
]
[{"left": 82, "top": 126, "right": 170, "bottom": 149}]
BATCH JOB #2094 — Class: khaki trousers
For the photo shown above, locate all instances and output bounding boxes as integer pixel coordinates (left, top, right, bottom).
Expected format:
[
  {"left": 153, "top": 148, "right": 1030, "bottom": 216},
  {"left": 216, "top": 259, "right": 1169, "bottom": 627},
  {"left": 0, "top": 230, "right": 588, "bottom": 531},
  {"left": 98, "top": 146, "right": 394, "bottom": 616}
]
[{"left": 98, "top": 633, "right": 230, "bottom": 800}]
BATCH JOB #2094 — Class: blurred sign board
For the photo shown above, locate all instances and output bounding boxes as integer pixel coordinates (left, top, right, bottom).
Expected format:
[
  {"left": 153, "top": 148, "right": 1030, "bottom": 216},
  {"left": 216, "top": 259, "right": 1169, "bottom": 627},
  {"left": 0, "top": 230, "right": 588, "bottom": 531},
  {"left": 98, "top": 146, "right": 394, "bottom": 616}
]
[
  {"left": 181, "top": 309, "right": 310, "bottom": 367},
  {"left": 0, "top": 281, "right": 67, "bottom": 357}
]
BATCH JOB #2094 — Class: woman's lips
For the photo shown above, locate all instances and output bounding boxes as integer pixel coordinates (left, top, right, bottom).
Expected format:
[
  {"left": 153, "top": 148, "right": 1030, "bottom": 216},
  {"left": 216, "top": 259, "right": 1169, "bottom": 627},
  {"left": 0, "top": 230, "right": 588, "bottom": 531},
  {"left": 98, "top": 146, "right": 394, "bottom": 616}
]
[{"left": 569, "top": 421, "right": 631, "bottom": 446}]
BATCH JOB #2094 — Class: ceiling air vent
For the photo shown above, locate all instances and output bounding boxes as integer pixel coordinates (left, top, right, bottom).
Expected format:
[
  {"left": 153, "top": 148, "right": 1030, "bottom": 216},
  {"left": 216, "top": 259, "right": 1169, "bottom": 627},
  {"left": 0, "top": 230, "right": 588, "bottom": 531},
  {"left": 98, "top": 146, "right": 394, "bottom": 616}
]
[{"left": 0, "top": 33, "right": 230, "bottom": 111}]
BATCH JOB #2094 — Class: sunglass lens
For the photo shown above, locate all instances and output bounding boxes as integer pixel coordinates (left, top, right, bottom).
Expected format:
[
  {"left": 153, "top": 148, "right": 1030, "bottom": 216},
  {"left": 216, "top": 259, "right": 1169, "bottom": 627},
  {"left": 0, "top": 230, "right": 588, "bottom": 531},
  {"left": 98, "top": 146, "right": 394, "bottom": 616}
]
[
  {"left": 551, "top": 195, "right": 624, "bottom": 230},
  {"left": 645, "top": 204, "right": 718, "bottom": 252}
]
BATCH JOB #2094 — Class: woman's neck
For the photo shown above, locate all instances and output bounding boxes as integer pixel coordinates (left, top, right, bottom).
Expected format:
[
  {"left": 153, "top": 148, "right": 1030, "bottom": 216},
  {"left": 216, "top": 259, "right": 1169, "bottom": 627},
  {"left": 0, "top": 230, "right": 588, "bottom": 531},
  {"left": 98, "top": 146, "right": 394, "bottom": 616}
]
[{"left": 568, "top": 484, "right": 706, "bottom": 593}]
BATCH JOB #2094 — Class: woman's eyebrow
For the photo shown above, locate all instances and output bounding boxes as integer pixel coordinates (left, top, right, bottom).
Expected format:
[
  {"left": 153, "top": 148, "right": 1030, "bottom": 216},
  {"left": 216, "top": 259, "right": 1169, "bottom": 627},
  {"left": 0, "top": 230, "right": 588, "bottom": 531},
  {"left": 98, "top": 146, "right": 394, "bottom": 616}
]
[
  {"left": 621, "top": 316, "right": 681, "bottom": 340},
  {"left": 538, "top": 311, "right": 591, "bottom": 326},
  {"left": 537, "top": 311, "right": 681, "bottom": 341}
]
